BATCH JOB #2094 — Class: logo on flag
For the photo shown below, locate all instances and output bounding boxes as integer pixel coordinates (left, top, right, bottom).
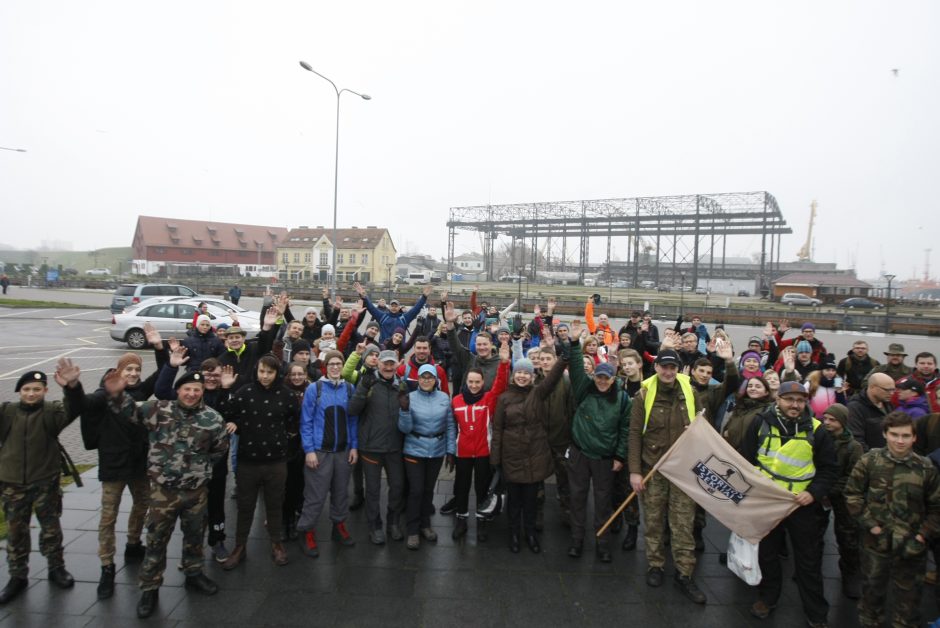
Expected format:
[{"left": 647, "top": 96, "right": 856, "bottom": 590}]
[{"left": 692, "top": 456, "right": 752, "bottom": 504}]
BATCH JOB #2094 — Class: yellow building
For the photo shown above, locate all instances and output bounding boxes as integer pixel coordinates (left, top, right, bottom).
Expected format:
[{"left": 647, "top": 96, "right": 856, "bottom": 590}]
[{"left": 277, "top": 226, "right": 397, "bottom": 285}]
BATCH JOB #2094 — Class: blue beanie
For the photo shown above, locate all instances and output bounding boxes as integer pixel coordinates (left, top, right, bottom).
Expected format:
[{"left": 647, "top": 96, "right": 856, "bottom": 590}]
[{"left": 796, "top": 340, "right": 812, "bottom": 353}]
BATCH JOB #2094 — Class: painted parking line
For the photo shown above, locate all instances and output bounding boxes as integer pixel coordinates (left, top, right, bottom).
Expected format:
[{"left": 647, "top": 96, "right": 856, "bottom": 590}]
[
  {"left": 0, "top": 309, "right": 50, "bottom": 318},
  {"left": 0, "top": 347, "right": 81, "bottom": 379},
  {"left": 57, "top": 310, "right": 110, "bottom": 318}
]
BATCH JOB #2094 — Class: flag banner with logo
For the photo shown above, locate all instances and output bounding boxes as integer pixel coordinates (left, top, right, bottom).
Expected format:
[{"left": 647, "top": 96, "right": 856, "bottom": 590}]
[{"left": 652, "top": 418, "right": 799, "bottom": 544}]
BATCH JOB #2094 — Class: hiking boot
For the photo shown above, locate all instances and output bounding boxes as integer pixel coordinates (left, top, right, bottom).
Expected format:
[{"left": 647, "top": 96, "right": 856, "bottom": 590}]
[
  {"left": 271, "top": 542, "right": 288, "bottom": 566},
  {"left": 452, "top": 517, "right": 468, "bottom": 540},
  {"left": 136, "top": 590, "right": 158, "bottom": 618},
  {"left": 646, "top": 567, "right": 664, "bottom": 587},
  {"left": 125, "top": 542, "right": 146, "bottom": 561},
  {"left": 222, "top": 545, "right": 246, "bottom": 570},
  {"left": 387, "top": 523, "right": 404, "bottom": 542},
  {"left": 749, "top": 600, "right": 775, "bottom": 619},
  {"left": 439, "top": 496, "right": 457, "bottom": 515},
  {"left": 693, "top": 526, "right": 705, "bottom": 553},
  {"left": 674, "top": 573, "right": 706, "bottom": 604},
  {"left": 419, "top": 527, "right": 438, "bottom": 542},
  {"left": 184, "top": 573, "right": 219, "bottom": 596},
  {"left": 332, "top": 522, "right": 355, "bottom": 547},
  {"left": 0, "top": 577, "right": 27, "bottom": 605},
  {"left": 476, "top": 519, "right": 488, "bottom": 542},
  {"left": 301, "top": 530, "right": 319, "bottom": 557},
  {"left": 370, "top": 528, "right": 386, "bottom": 545},
  {"left": 210, "top": 541, "right": 230, "bottom": 563},
  {"left": 406, "top": 535, "right": 420, "bottom": 550},
  {"left": 621, "top": 524, "right": 638, "bottom": 551},
  {"left": 48, "top": 566, "right": 75, "bottom": 589},
  {"left": 97, "top": 564, "right": 116, "bottom": 599}
]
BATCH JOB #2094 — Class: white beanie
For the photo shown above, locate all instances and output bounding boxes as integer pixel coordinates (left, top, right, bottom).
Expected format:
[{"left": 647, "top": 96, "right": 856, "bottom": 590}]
[
  {"left": 321, "top": 324, "right": 336, "bottom": 336},
  {"left": 196, "top": 314, "right": 211, "bottom": 326}
]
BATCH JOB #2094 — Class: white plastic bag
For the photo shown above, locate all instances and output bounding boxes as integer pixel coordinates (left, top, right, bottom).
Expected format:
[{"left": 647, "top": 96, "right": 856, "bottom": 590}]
[{"left": 727, "top": 532, "right": 762, "bottom": 586}]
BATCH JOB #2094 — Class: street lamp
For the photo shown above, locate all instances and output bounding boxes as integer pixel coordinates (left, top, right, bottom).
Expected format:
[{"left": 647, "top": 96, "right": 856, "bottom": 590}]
[
  {"left": 884, "top": 273, "right": 896, "bottom": 333},
  {"left": 298, "top": 61, "right": 371, "bottom": 297},
  {"left": 386, "top": 262, "right": 394, "bottom": 300},
  {"left": 679, "top": 271, "right": 686, "bottom": 316}
]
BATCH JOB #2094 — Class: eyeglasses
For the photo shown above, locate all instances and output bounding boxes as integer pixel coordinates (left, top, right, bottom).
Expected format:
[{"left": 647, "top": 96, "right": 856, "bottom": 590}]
[{"left": 326, "top": 362, "right": 344, "bottom": 368}]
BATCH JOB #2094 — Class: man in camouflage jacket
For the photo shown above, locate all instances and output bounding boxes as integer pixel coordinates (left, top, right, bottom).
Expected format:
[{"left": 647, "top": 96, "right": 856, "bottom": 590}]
[
  {"left": 845, "top": 411, "right": 940, "bottom": 628},
  {"left": 106, "top": 369, "right": 228, "bottom": 618}
]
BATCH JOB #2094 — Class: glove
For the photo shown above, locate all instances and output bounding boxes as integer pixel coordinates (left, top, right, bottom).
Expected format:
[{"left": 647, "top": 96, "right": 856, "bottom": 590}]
[
  {"left": 358, "top": 369, "right": 376, "bottom": 390},
  {"left": 398, "top": 391, "right": 410, "bottom": 411}
]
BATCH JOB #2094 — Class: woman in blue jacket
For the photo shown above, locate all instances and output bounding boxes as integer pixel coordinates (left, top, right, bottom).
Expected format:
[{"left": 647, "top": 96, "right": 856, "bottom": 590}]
[{"left": 398, "top": 364, "right": 456, "bottom": 550}]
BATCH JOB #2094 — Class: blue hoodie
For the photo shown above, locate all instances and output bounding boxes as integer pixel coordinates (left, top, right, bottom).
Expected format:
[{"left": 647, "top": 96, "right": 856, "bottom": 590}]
[{"left": 300, "top": 378, "right": 358, "bottom": 453}]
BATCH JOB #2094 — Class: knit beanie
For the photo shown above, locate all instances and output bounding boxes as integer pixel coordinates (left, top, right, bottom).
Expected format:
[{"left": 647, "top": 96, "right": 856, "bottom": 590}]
[
  {"left": 322, "top": 350, "right": 344, "bottom": 366},
  {"left": 304, "top": 307, "right": 318, "bottom": 317},
  {"left": 321, "top": 324, "right": 336, "bottom": 336},
  {"left": 196, "top": 314, "right": 211, "bottom": 327},
  {"left": 513, "top": 358, "right": 535, "bottom": 374},
  {"left": 362, "top": 344, "right": 381, "bottom": 359},
  {"left": 394, "top": 326, "right": 406, "bottom": 337},
  {"left": 824, "top": 403, "right": 849, "bottom": 426},
  {"left": 740, "top": 351, "right": 761, "bottom": 364},
  {"left": 796, "top": 340, "right": 812, "bottom": 353},
  {"left": 116, "top": 353, "right": 142, "bottom": 373}
]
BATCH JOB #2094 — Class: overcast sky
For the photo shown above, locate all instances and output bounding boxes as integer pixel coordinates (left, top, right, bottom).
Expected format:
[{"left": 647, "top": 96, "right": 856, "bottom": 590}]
[{"left": 1, "top": 1, "right": 937, "bottom": 281}]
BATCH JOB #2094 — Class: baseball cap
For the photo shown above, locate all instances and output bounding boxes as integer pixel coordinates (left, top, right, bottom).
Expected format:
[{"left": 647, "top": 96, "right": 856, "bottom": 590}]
[
  {"left": 654, "top": 350, "right": 681, "bottom": 367},
  {"left": 898, "top": 378, "right": 924, "bottom": 394},
  {"left": 777, "top": 381, "right": 808, "bottom": 397},
  {"left": 378, "top": 350, "right": 398, "bottom": 363},
  {"left": 594, "top": 363, "right": 615, "bottom": 378},
  {"left": 417, "top": 364, "right": 438, "bottom": 379}
]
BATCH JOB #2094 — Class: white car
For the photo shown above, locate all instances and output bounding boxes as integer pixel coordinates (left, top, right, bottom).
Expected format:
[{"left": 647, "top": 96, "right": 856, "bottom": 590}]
[
  {"left": 86, "top": 268, "right": 112, "bottom": 276},
  {"left": 780, "top": 292, "right": 823, "bottom": 307},
  {"left": 152, "top": 296, "right": 262, "bottom": 327},
  {"left": 110, "top": 301, "right": 260, "bottom": 349}
]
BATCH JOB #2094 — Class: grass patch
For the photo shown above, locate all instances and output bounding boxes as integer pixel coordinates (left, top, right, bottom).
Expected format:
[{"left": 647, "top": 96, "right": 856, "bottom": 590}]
[
  {"left": 0, "top": 298, "right": 98, "bottom": 309},
  {"left": 0, "top": 464, "right": 96, "bottom": 540}
]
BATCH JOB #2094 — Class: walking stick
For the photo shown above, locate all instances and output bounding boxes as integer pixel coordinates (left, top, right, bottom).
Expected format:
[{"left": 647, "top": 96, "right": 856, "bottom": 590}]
[{"left": 596, "top": 467, "right": 657, "bottom": 538}]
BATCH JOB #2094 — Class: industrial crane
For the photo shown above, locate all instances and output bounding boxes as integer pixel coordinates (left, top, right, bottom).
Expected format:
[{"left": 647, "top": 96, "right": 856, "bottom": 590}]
[{"left": 796, "top": 200, "right": 817, "bottom": 262}]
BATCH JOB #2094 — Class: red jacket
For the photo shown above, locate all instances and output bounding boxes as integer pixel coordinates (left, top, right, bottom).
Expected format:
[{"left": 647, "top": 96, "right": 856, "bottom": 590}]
[
  {"left": 451, "top": 360, "right": 509, "bottom": 458},
  {"left": 397, "top": 355, "right": 450, "bottom": 395}
]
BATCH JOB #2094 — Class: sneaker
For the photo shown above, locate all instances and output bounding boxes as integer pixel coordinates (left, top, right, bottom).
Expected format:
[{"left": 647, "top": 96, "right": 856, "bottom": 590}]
[
  {"left": 332, "top": 522, "right": 355, "bottom": 547},
  {"left": 301, "top": 530, "right": 319, "bottom": 558},
  {"left": 646, "top": 567, "right": 664, "bottom": 587},
  {"left": 210, "top": 542, "right": 230, "bottom": 563},
  {"left": 439, "top": 496, "right": 457, "bottom": 515},
  {"left": 674, "top": 574, "right": 706, "bottom": 604},
  {"left": 420, "top": 527, "right": 438, "bottom": 542},
  {"left": 370, "top": 528, "right": 386, "bottom": 546},
  {"left": 749, "top": 600, "right": 775, "bottom": 619},
  {"left": 406, "top": 535, "right": 420, "bottom": 550}
]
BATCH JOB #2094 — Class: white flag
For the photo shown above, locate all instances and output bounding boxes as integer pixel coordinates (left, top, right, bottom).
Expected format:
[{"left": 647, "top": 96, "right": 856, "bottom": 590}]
[{"left": 652, "top": 418, "right": 799, "bottom": 544}]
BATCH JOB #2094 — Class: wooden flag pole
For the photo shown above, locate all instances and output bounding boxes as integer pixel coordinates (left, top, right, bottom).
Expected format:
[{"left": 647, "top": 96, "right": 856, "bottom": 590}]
[{"left": 596, "top": 467, "right": 657, "bottom": 538}]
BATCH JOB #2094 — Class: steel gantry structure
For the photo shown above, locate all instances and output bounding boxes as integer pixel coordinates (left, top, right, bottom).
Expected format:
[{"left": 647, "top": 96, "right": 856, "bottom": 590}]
[{"left": 446, "top": 191, "right": 792, "bottom": 294}]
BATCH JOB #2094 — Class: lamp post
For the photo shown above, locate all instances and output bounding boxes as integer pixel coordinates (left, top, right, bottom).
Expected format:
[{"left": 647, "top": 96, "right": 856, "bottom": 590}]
[
  {"left": 298, "top": 61, "right": 371, "bottom": 297},
  {"left": 386, "top": 263, "right": 394, "bottom": 301},
  {"left": 884, "top": 273, "right": 896, "bottom": 333},
  {"left": 679, "top": 271, "right": 686, "bottom": 317}
]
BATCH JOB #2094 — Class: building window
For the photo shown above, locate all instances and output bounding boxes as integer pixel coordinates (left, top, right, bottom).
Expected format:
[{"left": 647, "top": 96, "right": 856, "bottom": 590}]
[
  {"left": 210, "top": 249, "right": 221, "bottom": 257},
  {"left": 362, "top": 254, "right": 368, "bottom": 265},
  {"left": 349, "top": 253, "right": 356, "bottom": 265},
  {"left": 361, "top": 272, "right": 370, "bottom": 282},
  {"left": 320, "top": 252, "right": 328, "bottom": 266},
  {"left": 238, "top": 251, "right": 248, "bottom": 257},
  {"left": 304, "top": 253, "right": 311, "bottom": 263},
  {"left": 281, "top": 253, "right": 288, "bottom": 263},
  {"left": 293, "top": 253, "right": 300, "bottom": 264},
  {"left": 337, "top": 253, "right": 344, "bottom": 265},
  {"left": 182, "top": 248, "right": 193, "bottom": 255},
  {"left": 155, "top": 247, "right": 166, "bottom": 254}
]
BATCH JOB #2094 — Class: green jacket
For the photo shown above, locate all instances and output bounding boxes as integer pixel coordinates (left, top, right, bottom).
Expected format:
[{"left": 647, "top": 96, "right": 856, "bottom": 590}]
[
  {"left": 0, "top": 385, "right": 83, "bottom": 485},
  {"left": 845, "top": 448, "right": 940, "bottom": 546},
  {"left": 568, "top": 342, "right": 630, "bottom": 461}
]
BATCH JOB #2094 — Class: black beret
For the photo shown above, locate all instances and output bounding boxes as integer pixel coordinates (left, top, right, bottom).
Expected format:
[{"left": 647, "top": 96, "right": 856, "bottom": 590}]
[
  {"left": 174, "top": 371, "right": 205, "bottom": 390},
  {"left": 15, "top": 371, "right": 47, "bottom": 391}
]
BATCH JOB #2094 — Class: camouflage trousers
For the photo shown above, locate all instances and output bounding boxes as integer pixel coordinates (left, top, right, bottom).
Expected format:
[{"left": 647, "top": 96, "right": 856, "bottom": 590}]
[
  {"left": 640, "top": 471, "right": 697, "bottom": 576},
  {"left": 858, "top": 540, "right": 927, "bottom": 628},
  {"left": 611, "top": 467, "right": 640, "bottom": 527},
  {"left": 98, "top": 477, "right": 150, "bottom": 566},
  {"left": 139, "top": 482, "right": 208, "bottom": 591},
  {"left": 0, "top": 478, "right": 65, "bottom": 578}
]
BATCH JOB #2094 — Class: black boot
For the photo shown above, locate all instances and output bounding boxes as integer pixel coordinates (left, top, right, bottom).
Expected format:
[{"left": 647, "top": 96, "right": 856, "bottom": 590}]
[
  {"left": 693, "top": 526, "right": 705, "bottom": 553},
  {"left": 48, "top": 566, "right": 75, "bottom": 589},
  {"left": 674, "top": 573, "right": 707, "bottom": 604},
  {"left": 184, "top": 573, "right": 219, "bottom": 596},
  {"left": 124, "top": 542, "right": 146, "bottom": 561},
  {"left": 0, "top": 577, "right": 28, "bottom": 604},
  {"left": 526, "top": 533, "right": 541, "bottom": 554},
  {"left": 452, "top": 517, "right": 468, "bottom": 540},
  {"left": 510, "top": 532, "right": 521, "bottom": 554},
  {"left": 97, "top": 564, "right": 116, "bottom": 599},
  {"left": 137, "top": 589, "right": 159, "bottom": 618},
  {"left": 621, "top": 524, "right": 638, "bottom": 551}
]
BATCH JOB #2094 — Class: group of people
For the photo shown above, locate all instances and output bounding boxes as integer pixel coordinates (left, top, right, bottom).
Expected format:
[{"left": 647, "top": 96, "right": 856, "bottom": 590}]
[{"left": 2, "top": 285, "right": 940, "bottom": 627}]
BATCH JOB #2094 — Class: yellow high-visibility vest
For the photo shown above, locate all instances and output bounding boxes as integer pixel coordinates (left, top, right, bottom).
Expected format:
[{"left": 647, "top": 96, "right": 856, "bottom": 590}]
[{"left": 756, "top": 418, "right": 820, "bottom": 494}]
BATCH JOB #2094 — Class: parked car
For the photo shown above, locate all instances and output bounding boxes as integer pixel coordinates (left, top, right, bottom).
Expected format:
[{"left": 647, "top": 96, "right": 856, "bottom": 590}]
[
  {"left": 657, "top": 286, "right": 672, "bottom": 293},
  {"left": 780, "top": 292, "right": 822, "bottom": 307},
  {"left": 694, "top": 286, "right": 709, "bottom": 295},
  {"left": 110, "top": 301, "right": 259, "bottom": 349},
  {"left": 152, "top": 296, "right": 261, "bottom": 326},
  {"left": 111, "top": 283, "right": 199, "bottom": 313},
  {"left": 498, "top": 275, "right": 524, "bottom": 283},
  {"left": 838, "top": 297, "right": 883, "bottom": 309},
  {"left": 86, "top": 268, "right": 112, "bottom": 276},
  {"left": 737, "top": 290, "right": 750, "bottom": 297}
]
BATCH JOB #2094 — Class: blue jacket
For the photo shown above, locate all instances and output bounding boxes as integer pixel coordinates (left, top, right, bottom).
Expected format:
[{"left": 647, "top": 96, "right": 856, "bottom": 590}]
[
  {"left": 301, "top": 378, "right": 358, "bottom": 453},
  {"left": 398, "top": 388, "right": 456, "bottom": 458},
  {"left": 364, "top": 294, "right": 427, "bottom": 341}
]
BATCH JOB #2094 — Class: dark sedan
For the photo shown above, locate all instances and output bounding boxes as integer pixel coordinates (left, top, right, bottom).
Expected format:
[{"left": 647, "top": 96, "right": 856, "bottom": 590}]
[{"left": 838, "top": 297, "right": 883, "bottom": 309}]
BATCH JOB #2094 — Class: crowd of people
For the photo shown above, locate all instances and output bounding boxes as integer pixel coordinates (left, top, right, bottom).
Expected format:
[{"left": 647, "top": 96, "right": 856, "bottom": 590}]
[{"left": 2, "top": 284, "right": 940, "bottom": 627}]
